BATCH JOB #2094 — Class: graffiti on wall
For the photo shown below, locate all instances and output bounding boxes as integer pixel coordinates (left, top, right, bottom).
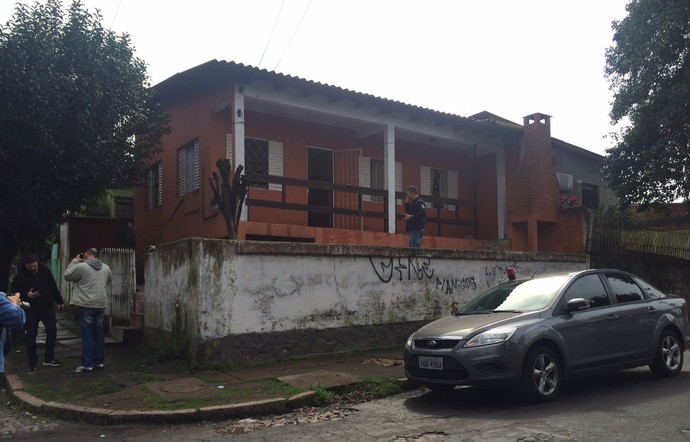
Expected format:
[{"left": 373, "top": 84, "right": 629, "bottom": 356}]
[
  {"left": 484, "top": 263, "right": 522, "bottom": 288},
  {"left": 369, "top": 256, "right": 435, "bottom": 284},
  {"left": 435, "top": 275, "right": 477, "bottom": 294}
]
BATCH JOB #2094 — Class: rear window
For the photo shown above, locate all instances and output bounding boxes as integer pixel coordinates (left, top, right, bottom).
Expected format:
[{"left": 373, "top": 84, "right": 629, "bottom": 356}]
[
  {"left": 633, "top": 277, "right": 666, "bottom": 299},
  {"left": 606, "top": 274, "right": 644, "bottom": 303}
]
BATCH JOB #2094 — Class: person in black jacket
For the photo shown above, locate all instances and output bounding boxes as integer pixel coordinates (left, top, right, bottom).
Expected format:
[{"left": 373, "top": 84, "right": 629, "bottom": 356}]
[
  {"left": 11, "top": 253, "right": 64, "bottom": 370},
  {"left": 402, "top": 186, "right": 427, "bottom": 248}
]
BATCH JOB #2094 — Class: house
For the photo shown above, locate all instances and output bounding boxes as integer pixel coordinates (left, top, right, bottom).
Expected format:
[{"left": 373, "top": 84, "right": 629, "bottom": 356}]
[{"left": 134, "top": 60, "right": 614, "bottom": 274}]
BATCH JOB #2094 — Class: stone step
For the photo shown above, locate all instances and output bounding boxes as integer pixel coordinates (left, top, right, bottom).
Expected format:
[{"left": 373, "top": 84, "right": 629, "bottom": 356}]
[{"left": 109, "top": 325, "right": 143, "bottom": 345}]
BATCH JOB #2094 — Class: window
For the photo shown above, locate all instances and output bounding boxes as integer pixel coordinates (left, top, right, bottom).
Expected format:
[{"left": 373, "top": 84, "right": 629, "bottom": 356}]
[
  {"left": 563, "top": 274, "right": 610, "bottom": 308},
  {"left": 420, "top": 167, "right": 458, "bottom": 210},
  {"left": 633, "top": 277, "right": 666, "bottom": 300},
  {"left": 177, "top": 140, "right": 200, "bottom": 196},
  {"left": 115, "top": 197, "right": 134, "bottom": 219},
  {"left": 581, "top": 183, "right": 599, "bottom": 209},
  {"left": 606, "top": 274, "right": 644, "bottom": 303},
  {"left": 358, "top": 157, "right": 402, "bottom": 203},
  {"left": 146, "top": 162, "right": 162, "bottom": 209},
  {"left": 244, "top": 137, "right": 284, "bottom": 190}
]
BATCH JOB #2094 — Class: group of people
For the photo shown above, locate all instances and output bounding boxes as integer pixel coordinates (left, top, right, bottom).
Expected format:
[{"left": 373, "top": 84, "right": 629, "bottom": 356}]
[{"left": 0, "top": 248, "right": 111, "bottom": 377}]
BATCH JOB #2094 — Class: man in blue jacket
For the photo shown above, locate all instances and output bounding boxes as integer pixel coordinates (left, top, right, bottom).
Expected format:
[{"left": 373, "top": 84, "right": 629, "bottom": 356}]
[
  {"left": 11, "top": 253, "right": 64, "bottom": 370},
  {"left": 1, "top": 292, "right": 26, "bottom": 376},
  {"left": 402, "top": 186, "right": 426, "bottom": 248}
]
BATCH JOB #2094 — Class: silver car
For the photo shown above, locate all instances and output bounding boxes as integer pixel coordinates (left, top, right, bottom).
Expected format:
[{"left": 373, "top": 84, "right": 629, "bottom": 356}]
[{"left": 404, "top": 269, "right": 690, "bottom": 402}]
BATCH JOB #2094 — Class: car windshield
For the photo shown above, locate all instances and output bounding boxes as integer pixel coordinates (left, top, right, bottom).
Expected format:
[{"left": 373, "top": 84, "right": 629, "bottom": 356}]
[{"left": 458, "top": 276, "right": 570, "bottom": 314}]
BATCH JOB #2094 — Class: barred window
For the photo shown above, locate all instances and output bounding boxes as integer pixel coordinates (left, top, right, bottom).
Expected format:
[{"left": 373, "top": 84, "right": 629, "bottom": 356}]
[
  {"left": 370, "top": 159, "right": 385, "bottom": 202},
  {"left": 146, "top": 162, "right": 162, "bottom": 209},
  {"left": 245, "top": 137, "right": 269, "bottom": 189}
]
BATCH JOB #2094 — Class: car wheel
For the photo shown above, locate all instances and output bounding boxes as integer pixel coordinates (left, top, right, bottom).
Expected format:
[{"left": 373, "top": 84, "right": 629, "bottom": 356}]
[
  {"left": 519, "top": 345, "right": 561, "bottom": 402},
  {"left": 650, "top": 329, "right": 684, "bottom": 377},
  {"left": 425, "top": 383, "right": 456, "bottom": 393}
]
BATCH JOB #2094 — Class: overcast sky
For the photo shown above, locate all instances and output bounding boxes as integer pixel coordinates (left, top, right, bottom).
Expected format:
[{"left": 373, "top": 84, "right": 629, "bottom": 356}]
[{"left": 0, "top": 0, "right": 630, "bottom": 155}]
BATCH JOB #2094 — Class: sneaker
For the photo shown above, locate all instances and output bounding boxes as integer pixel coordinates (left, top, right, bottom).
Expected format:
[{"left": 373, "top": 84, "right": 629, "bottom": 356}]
[
  {"left": 28, "top": 365, "right": 37, "bottom": 372},
  {"left": 72, "top": 365, "right": 93, "bottom": 373},
  {"left": 94, "top": 363, "right": 104, "bottom": 369},
  {"left": 43, "top": 359, "right": 62, "bottom": 367}
]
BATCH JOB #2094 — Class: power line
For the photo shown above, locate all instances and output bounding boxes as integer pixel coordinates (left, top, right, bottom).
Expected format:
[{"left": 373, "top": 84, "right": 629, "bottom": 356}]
[
  {"left": 273, "top": 0, "right": 312, "bottom": 72},
  {"left": 109, "top": 0, "right": 124, "bottom": 30},
  {"left": 257, "top": 0, "right": 284, "bottom": 68}
]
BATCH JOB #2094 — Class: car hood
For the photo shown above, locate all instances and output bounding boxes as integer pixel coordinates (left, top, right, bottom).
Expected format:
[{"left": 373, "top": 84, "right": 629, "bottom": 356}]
[{"left": 412, "top": 312, "right": 528, "bottom": 339}]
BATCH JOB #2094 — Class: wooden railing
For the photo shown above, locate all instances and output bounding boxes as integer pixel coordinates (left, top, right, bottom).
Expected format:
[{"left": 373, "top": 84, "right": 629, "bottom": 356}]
[{"left": 245, "top": 173, "right": 477, "bottom": 236}]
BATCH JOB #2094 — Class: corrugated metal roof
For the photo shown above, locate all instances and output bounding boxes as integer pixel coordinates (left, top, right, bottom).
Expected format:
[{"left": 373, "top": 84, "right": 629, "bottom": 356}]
[{"left": 153, "top": 60, "right": 516, "bottom": 136}]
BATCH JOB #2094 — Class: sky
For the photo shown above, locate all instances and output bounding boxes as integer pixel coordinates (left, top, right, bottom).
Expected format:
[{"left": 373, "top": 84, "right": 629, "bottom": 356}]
[{"left": 0, "top": 0, "right": 631, "bottom": 155}]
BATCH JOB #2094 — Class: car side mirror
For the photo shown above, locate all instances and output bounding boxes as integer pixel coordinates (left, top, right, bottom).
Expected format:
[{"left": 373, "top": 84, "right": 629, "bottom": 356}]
[{"left": 567, "top": 298, "right": 590, "bottom": 312}]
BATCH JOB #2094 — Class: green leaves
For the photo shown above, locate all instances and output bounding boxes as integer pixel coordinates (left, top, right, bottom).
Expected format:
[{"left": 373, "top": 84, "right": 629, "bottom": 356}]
[
  {"left": 0, "top": 0, "right": 169, "bottom": 287},
  {"left": 604, "top": 0, "right": 690, "bottom": 208}
]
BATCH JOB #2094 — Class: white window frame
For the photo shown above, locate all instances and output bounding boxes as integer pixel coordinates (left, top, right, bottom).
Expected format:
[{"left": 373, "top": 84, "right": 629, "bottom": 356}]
[
  {"left": 421, "top": 166, "right": 458, "bottom": 210},
  {"left": 243, "top": 136, "right": 284, "bottom": 191},
  {"left": 359, "top": 156, "right": 402, "bottom": 203}
]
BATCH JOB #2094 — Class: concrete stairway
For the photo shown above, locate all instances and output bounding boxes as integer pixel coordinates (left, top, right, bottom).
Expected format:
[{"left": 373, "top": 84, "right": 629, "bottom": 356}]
[{"left": 108, "top": 285, "right": 144, "bottom": 345}]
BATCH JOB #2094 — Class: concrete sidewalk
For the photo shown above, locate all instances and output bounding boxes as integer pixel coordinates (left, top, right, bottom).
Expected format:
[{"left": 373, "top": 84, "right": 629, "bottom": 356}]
[{"left": 1, "top": 313, "right": 409, "bottom": 424}]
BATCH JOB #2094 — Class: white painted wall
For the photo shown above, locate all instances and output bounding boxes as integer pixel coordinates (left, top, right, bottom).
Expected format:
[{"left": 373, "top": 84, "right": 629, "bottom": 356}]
[{"left": 144, "top": 239, "right": 588, "bottom": 343}]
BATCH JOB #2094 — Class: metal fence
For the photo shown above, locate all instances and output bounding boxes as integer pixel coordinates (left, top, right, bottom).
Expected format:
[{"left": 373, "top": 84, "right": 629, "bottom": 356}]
[
  {"left": 100, "top": 248, "right": 136, "bottom": 321},
  {"left": 64, "top": 248, "right": 135, "bottom": 322},
  {"left": 587, "top": 216, "right": 690, "bottom": 261}
]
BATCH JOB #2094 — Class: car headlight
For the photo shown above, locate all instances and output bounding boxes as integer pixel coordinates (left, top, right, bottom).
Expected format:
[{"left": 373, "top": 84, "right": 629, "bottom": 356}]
[
  {"left": 405, "top": 334, "right": 414, "bottom": 349},
  {"left": 463, "top": 326, "right": 517, "bottom": 348}
]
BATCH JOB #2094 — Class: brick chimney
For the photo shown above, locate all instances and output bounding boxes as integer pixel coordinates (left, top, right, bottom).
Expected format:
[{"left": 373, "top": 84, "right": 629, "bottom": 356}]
[{"left": 506, "top": 113, "right": 561, "bottom": 250}]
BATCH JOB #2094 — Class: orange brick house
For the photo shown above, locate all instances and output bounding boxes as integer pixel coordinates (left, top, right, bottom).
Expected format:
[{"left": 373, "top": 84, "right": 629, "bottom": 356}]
[{"left": 134, "top": 60, "right": 614, "bottom": 270}]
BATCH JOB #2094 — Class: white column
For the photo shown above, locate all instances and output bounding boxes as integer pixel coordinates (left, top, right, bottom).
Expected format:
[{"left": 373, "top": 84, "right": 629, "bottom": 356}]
[
  {"left": 234, "top": 84, "right": 247, "bottom": 221},
  {"left": 496, "top": 146, "right": 506, "bottom": 239},
  {"left": 384, "top": 124, "right": 396, "bottom": 233}
]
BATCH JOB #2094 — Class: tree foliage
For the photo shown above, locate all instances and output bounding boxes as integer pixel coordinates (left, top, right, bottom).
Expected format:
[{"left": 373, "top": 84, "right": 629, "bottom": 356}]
[
  {"left": 602, "top": 0, "right": 690, "bottom": 209},
  {"left": 0, "top": 0, "right": 169, "bottom": 289}
]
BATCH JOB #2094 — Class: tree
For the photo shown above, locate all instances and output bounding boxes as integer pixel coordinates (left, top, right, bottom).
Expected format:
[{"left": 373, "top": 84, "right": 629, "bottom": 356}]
[
  {"left": 208, "top": 159, "right": 248, "bottom": 240},
  {"left": 602, "top": 0, "right": 690, "bottom": 209},
  {"left": 0, "top": 0, "right": 169, "bottom": 289}
]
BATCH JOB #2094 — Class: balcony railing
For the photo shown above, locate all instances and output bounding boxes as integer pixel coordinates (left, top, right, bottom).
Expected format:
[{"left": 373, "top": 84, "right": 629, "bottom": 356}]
[{"left": 245, "top": 173, "right": 477, "bottom": 237}]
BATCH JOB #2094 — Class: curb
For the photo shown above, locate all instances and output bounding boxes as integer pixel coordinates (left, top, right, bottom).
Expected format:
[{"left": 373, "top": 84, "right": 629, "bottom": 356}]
[
  {"left": 2, "top": 372, "right": 290, "bottom": 424},
  {"left": 3, "top": 373, "right": 417, "bottom": 425}
]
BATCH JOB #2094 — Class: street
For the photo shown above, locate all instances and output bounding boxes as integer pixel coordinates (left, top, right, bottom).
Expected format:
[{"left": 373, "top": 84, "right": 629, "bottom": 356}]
[{"left": 3, "top": 363, "right": 690, "bottom": 441}]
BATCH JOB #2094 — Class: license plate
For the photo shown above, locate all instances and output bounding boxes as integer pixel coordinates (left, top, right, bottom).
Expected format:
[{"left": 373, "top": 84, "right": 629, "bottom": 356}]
[{"left": 419, "top": 356, "right": 443, "bottom": 371}]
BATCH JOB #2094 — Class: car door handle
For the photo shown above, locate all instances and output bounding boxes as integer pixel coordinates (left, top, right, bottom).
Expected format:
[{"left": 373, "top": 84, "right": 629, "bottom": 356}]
[{"left": 607, "top": 314, "right": 618, "bottom": 320}]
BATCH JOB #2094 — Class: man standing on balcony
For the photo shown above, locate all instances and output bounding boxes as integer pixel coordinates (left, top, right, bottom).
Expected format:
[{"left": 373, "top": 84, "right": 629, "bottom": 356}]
[
  {"left": 11, "top": 253, "right": 64, "bottom": 370},
  {"left": 402, "top": 186, "right": 426, "bottom": 248},
  {"left": 64, "top": 248, "right": 111, "bottom": 373}
]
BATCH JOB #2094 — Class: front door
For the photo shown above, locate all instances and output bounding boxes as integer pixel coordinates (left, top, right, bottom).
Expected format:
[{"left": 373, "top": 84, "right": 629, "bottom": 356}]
[{"left": 308, "top": 147, "right": 333, "bottom": 228}]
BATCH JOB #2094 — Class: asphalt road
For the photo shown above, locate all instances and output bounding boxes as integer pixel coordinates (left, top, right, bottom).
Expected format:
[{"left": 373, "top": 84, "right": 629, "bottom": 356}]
[{"left": 3, "top": 362, "right": 690, "bottom": 441}]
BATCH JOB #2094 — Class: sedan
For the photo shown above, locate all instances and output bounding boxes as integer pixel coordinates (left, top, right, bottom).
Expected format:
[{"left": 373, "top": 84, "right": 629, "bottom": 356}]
[{"left": 404, "top": 269, "right": 690, "bottom": 402}]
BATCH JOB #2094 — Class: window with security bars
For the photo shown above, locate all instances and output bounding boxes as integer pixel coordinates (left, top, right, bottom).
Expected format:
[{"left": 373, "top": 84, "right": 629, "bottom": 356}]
[
  {"left": 146, "top": 162, "right": 162, "bottom": 209},
  {"left": 370, "top": 159, "right": 385, "bottom": 202},
  {"left": 245, "top": 137, "right": 269, "bottom": 188},
  {"left": 421, "top": 166, "right": 458, "bottom": 210},
  {"left": 178, "top": 140, "right": 200, "bottom": 195},
  {"left": 432, "top": 168, "right": 448, "bottom": 209}
]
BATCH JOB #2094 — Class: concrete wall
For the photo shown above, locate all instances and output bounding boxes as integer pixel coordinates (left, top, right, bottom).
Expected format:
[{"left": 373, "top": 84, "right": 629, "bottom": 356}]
[{"left": 144, "top": 239, "right": 588, "bottom": 365}]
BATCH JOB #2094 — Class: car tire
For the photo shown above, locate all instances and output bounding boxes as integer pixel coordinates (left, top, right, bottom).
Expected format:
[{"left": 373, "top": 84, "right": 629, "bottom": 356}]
[
  {"left": 650, "top": 329, "right": 684, "bottom": 377},
  {"left": 519, "top": 345, "right": 562, "bottom": 403},
  {"left": 425, "top": 383, "right": 456, "bottom": 393}
]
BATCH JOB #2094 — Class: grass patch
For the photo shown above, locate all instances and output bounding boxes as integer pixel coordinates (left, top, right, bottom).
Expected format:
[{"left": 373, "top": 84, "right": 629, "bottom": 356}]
[
  {"left": 310, "top": 387, "right": 335, "bottom": 407},
  {"left": 260, "top": 379, "right": 303, "bottom": 397},
  {"left": 350, "top": 376, "right": 402, "bottom": 398}
]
